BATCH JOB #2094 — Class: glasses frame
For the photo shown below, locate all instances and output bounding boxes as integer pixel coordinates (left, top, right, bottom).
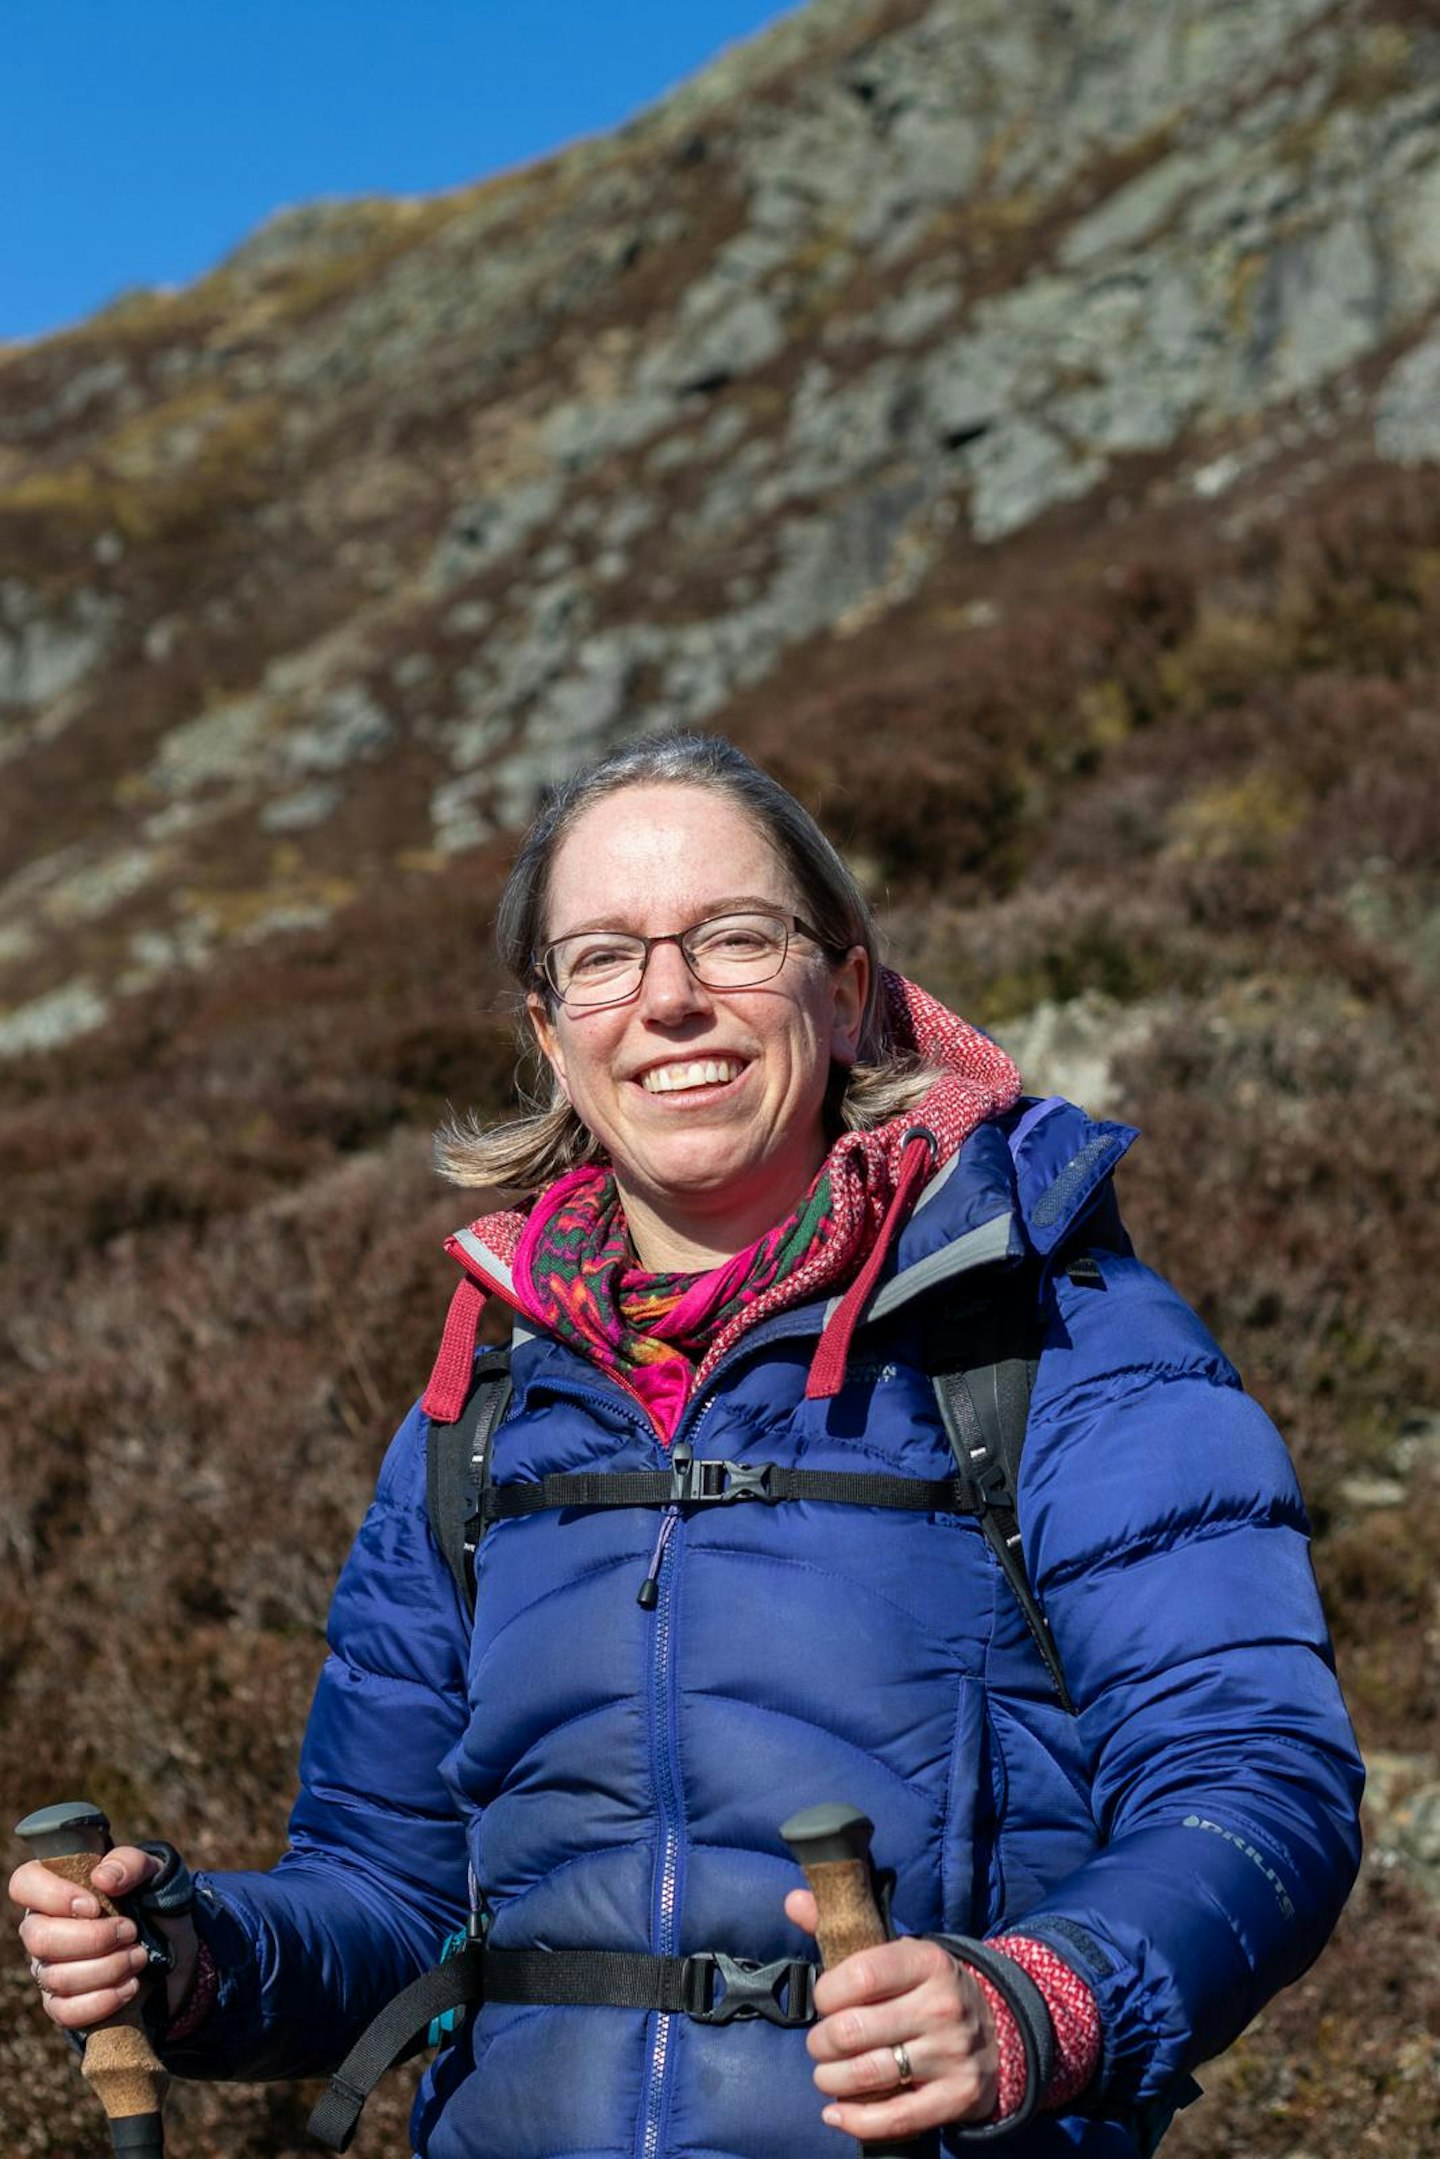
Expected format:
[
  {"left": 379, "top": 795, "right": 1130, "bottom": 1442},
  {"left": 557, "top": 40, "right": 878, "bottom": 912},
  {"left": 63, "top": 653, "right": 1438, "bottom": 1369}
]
[{"left": 536, "top": 909, "right": 839, "bottom": 1011}]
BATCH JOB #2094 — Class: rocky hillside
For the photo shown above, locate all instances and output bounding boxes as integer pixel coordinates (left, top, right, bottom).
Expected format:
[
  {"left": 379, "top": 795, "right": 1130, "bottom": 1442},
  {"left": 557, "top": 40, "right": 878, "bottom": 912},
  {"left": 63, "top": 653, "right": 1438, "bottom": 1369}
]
[{"left": 2, "top": 1, "right": 1438, "bottom": 2152}]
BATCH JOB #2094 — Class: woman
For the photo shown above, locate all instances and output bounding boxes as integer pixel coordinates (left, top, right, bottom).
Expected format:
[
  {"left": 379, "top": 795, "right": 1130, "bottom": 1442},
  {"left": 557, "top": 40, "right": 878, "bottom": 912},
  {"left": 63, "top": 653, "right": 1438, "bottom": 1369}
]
[{"left": 12, "top": 734, "right": 1362, "bottom": 2156}]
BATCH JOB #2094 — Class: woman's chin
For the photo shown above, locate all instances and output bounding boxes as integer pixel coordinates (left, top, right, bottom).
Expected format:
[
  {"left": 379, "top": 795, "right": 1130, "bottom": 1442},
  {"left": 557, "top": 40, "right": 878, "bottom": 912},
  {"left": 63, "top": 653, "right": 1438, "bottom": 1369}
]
[
  {"left": 629, "top": 1138, "right": 764, "bottom": 1204},
  {"left": 617, "top": 1132, "right": 823, "bottom": 1265}
]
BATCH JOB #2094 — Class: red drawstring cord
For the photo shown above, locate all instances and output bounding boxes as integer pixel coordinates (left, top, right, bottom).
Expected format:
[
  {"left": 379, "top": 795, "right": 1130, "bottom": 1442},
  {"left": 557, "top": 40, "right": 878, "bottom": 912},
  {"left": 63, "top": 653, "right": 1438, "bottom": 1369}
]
[
  {"left": 805, "top": 1129, "right": 936, "bottom": 1401},
  {"left": 423, "top": 1275, "right": 488, "bottom": 1422}
]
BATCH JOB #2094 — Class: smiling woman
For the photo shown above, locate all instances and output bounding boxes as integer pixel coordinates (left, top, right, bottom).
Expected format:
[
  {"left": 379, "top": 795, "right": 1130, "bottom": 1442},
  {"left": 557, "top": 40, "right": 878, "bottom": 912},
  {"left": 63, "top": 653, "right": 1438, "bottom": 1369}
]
[{"left": 11, "top": 734, "right": 1364, "bottom": 2159}]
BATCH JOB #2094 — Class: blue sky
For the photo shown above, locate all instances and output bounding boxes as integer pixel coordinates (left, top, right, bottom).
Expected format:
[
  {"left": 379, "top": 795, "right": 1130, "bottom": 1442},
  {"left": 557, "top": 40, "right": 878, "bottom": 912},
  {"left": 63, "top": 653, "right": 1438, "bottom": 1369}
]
[{"left": 2, "top": 0, "right": 794, "bottom": 343}]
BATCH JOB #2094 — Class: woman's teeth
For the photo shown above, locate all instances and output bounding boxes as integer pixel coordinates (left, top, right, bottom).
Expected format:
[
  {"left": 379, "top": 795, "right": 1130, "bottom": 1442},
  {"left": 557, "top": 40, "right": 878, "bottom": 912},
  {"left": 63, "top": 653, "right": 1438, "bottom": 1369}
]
[{"left": 639, "top": 1059, "right": 743, "bottom": 1094}]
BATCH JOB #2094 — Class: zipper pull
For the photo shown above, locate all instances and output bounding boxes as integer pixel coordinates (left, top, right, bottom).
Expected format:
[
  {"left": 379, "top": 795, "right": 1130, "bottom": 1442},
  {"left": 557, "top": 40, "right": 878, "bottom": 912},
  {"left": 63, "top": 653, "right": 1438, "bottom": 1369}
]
[
  {"left": 638, "top": 1442, "right": 692, "bottom": 1608},
  {"left": 638, "top": 1507, "right": 679, "bottom": 1610}
]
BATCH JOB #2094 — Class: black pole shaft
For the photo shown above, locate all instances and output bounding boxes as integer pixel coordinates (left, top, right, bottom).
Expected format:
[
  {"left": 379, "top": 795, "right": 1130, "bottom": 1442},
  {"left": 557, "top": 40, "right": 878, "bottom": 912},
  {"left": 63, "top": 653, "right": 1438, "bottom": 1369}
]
[{"left": 108, "top": 2116, "right": 166, "bottom": 2157}]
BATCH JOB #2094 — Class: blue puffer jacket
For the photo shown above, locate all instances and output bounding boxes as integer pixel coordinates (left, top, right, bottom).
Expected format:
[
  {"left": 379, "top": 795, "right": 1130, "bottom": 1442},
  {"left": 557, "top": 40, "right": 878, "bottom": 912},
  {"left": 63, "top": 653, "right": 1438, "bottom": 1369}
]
[{"left": 172, "top": 1098, "right": 1363, "bottom": 2158}]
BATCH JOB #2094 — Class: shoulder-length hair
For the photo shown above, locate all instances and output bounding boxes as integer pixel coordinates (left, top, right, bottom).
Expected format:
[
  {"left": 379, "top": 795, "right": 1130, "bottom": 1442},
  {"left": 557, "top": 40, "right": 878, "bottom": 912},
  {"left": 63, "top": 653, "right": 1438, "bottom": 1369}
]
[{"left": 434, "top": 733, "right": 936, "bottom": 1198}]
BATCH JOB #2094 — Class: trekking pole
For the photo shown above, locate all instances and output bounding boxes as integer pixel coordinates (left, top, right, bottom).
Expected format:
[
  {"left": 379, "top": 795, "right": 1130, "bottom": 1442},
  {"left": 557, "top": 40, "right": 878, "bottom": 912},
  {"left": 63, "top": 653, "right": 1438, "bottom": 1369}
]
[
  {"left": 14, "top": 1801, "right": 168, "bottom": 2157},
  {"left": 781, "top": 1802, "right": 936, "bottom": 2159}
]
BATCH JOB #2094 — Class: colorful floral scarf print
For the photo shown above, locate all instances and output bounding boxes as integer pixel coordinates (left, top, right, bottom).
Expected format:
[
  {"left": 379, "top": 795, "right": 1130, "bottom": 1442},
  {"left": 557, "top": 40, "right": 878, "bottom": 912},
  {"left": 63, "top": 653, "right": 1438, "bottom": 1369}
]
[{"left": 514, "top": 1164, "right": 835, "bottom": 1437}]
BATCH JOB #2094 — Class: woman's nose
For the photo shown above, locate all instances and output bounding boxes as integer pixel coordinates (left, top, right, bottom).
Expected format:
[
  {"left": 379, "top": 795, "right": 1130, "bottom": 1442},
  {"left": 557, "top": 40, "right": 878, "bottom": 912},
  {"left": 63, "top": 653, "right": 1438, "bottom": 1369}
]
[{"left": 636, "top": 937, "right": 712, "bottom": 1020}]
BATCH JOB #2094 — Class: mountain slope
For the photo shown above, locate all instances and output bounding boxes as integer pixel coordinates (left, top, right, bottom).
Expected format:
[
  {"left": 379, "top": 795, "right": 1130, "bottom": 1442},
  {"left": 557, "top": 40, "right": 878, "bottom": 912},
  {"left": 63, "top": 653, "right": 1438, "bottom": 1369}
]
[{"left": 5, "top": 0, "right": 1440, "bottom": 1042}]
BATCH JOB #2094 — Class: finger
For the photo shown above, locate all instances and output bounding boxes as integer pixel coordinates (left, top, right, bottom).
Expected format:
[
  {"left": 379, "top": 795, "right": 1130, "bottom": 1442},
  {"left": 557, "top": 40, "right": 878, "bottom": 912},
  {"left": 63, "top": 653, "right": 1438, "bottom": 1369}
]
[
  {"left": 812, "top": 1935, "right": 956, "bottom": 2017},
  {"left": 10, "top": 1848, "right": 161, "bottom": 1922},
  {"left": 40, "top": 1976, "right": 144, "bottom": 2033},
  {"left": 784, "top": 1887, "right": 819, "bottom": 1935},
  {"left": 8, "top": 1860, "right": 102, "bottom": 1920},
  {"left": 90, "top": 1846, "right": 164, "bottom": 1899},
  {"left": 812, "top": 2038, "right": 928, "bottom": 2101},
  {"left": 21, "top": 1911, "right": 139, "bottom": 1963},
  {"left": 809, "top": 1953, "right": 990, "bottom": 2067},
  {"left": 31, "top": 1943, "right": 154, "bottom": 2000},
  {"left": 808, "top": 1984, "right": 962, "bottom": 2064},
  {"left": 820, "top": 2088, "right": 946, "bottom": 2141},
  {"left": 820, "top": 2061, "right": 996, "bottom": 2142}
]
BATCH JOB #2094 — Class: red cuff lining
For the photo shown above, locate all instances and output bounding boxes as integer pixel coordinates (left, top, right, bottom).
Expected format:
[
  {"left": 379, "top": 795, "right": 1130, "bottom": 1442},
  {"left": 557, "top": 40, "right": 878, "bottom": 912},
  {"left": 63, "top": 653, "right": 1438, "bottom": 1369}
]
[
  {"left": 973, "top": 1933, "right": 1102, "bottom": 2121},
  {"left": 163, "top": 1938, "right": 219, "bottom": 2045}
]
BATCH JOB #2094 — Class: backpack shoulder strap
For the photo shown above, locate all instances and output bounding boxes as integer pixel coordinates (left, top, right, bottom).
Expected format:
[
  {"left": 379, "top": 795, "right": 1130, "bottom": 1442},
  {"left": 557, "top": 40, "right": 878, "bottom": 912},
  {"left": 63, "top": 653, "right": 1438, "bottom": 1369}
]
[
  {"left": 928, "top": 1266, "right": 1076, "bottom": 1713},
  {"left": 425, "top": 1347, "right": 513, "bottom": 1618}
]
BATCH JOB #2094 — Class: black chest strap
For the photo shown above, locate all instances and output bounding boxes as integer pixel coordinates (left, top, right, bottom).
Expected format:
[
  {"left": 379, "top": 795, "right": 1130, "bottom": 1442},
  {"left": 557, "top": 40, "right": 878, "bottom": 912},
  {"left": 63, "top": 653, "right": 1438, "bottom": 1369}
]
[{"left": 481, "top": 1450, "right": 970, "bottom": 1527}]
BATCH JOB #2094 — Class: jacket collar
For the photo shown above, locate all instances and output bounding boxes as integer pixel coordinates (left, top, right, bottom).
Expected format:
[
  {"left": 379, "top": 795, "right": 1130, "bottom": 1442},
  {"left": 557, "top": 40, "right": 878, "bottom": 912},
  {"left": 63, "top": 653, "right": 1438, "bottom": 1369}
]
[{"left": 849, "top": 1097, "right": 1138, "bottom": 1326}]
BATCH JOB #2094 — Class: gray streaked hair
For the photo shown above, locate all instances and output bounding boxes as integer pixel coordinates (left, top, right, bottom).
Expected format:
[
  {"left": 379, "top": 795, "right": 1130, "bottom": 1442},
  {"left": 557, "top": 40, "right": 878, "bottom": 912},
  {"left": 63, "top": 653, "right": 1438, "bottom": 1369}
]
[{"left": 435, "top": 733, "right": 936, "bottom": 1197}]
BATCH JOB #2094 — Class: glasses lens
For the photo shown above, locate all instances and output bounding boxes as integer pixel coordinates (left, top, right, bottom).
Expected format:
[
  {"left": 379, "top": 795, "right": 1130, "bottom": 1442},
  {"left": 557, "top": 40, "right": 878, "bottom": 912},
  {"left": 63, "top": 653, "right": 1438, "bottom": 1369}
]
[
  {"left": 683, "top": 913, "right": 789, "bottom": 986},
  {"left": 548, "top": 933, "right": 646, "bottom": 1005},
  {"left": 544, "top": 913, "right": 795, "bottom": 1006}
]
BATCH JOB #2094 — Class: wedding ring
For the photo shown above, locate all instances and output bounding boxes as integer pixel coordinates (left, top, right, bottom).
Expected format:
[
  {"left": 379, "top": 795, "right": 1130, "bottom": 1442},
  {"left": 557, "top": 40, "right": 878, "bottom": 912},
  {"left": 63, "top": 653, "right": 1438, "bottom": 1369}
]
[{"left": 892, "top": 2040, "right": 915, "bottom": 2088}]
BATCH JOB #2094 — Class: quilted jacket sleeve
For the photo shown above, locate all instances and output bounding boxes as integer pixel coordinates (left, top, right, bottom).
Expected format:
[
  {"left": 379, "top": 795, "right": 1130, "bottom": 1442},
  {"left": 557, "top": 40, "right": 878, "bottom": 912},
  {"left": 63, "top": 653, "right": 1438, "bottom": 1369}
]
[
  {"left": 1009, "top": 1247, "right": 1364, "bottom": 2118},
  {"left": 164, "top": 1399, "right": 473, "bottom": 2080}
]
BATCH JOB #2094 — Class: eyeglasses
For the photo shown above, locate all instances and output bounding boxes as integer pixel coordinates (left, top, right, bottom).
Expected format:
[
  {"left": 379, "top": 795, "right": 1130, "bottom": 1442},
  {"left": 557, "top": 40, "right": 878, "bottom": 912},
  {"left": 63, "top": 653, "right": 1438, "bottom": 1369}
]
[{"left": 537, "top": 909, "right": 838, "bottom": 1010}]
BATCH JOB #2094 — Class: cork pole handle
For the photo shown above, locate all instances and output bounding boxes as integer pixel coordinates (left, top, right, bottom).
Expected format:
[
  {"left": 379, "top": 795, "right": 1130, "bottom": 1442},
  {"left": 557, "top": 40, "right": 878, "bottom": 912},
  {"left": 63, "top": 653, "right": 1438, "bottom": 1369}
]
[
  {"left": 15, "top": 1802, "right": 167, "bottom": 2158},
  {"left": 780, "top": 1804, "right": 935, "bottom": 2159}
]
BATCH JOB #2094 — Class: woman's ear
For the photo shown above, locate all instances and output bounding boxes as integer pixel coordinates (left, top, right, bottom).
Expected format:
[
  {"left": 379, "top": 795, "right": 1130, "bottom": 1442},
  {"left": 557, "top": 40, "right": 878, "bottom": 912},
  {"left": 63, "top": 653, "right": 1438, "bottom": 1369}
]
[
  {"left": 829, "top": 946, "right": 869, "bottom": 1066},
  {"left": 527, "top": 990, "right": 571, "bottom": 1102}
]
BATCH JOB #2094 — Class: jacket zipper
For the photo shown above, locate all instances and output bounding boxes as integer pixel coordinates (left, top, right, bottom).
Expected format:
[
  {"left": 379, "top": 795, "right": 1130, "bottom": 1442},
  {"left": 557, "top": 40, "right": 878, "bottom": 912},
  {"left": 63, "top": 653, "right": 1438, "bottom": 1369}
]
[
  {"left": 518, "top": 1370, "right": 699, "bottom": 2159},
  {"left": 641, "top": 1503, "right": 683, "bottom": 2159},
  {"left": 637, "top": 1392, "right": 720, "bottom": 2159}
]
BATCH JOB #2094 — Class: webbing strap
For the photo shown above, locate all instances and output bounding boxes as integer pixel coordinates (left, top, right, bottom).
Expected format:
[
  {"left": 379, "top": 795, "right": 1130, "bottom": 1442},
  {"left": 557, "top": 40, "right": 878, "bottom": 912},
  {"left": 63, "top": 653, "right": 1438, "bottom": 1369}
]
[
  {"left": 308, "top": 1943, "right": 484, "bottom": 2151},
  {"left": 484, "top": 1944, "right": 816, "bottom": 2024},
  {"left": 307, "top": 1940, "right": 816, "bottom": 2151},
  {"left": 931, "top": 1362, "right": 1073, "bottom": 1713},
  {"left": 425, "top": 1351, "right": 512, "bottom": 1601},
  {"left": 482, "top": 1461, "right": 968, "bottom": 1525}
]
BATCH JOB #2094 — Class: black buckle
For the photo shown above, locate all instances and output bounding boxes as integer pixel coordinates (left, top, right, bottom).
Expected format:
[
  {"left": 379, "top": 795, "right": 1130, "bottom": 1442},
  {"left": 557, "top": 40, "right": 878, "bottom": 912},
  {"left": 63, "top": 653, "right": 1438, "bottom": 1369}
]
[
  {"left": 681, "top": 1952, "right": 816, "bottom": 2027},
  {"left": 966, "top": 1445, "right": 1012, "bottom": 1518},
  {"left": 670, "top": 1446, "right": 778, "bottom": 1505}
]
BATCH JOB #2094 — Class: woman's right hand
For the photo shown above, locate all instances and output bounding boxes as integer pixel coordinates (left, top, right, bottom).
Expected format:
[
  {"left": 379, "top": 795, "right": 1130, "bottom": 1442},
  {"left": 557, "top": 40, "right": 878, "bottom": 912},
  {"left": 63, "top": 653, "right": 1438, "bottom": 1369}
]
[{"left": 8, "top": 1846, "right": 199, "bottom": 2033}]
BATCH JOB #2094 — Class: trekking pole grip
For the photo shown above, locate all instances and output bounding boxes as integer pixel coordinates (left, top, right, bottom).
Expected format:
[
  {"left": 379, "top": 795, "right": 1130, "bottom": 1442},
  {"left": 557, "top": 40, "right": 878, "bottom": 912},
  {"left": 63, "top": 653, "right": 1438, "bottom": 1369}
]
[
  {"left": 780, "top": 1803, "right": 936, "bottom": 2159},
  {"left": 15, "top": 1801, "right": 168, "bottom": 2158}
]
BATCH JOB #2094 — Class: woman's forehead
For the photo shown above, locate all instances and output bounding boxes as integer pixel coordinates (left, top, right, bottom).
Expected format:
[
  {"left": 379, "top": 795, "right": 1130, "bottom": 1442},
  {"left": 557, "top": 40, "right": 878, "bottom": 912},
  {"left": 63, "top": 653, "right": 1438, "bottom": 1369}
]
[{"left": 545, "top": 783, "right": 794, "bottom": 925}]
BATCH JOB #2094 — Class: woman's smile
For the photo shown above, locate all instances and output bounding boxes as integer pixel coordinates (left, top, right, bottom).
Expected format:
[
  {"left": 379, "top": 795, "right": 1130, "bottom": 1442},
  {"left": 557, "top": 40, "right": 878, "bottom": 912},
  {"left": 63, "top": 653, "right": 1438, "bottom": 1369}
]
[{"left": 634, "top": 1054, "right": 750, "bottom": 1096}]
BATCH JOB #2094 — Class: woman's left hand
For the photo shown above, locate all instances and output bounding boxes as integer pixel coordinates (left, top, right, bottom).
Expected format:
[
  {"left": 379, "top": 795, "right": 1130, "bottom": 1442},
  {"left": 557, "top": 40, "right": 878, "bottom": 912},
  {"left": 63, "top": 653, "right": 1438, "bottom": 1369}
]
[{"left": 784, "top": 1888, "right": 999, "bottom": 2141}]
